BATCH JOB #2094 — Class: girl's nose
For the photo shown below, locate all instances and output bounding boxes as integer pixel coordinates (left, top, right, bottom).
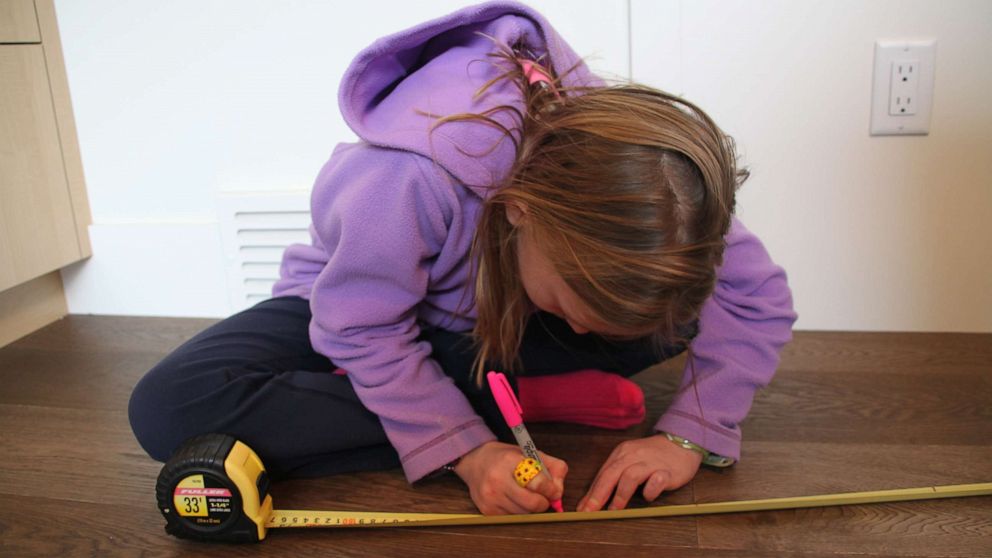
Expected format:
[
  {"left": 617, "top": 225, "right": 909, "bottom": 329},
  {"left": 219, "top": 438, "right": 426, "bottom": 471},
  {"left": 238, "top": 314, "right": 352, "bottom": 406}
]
[{"left": 567, "top": 319, "right": 590, "bottom": 335}]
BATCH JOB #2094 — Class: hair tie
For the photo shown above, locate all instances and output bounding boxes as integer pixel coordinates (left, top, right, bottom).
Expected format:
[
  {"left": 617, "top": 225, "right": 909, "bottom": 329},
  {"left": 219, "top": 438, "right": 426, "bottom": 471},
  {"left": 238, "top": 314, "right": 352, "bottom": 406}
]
[{"left": 518, "top": 59, "right": 561, "bottom": 99}]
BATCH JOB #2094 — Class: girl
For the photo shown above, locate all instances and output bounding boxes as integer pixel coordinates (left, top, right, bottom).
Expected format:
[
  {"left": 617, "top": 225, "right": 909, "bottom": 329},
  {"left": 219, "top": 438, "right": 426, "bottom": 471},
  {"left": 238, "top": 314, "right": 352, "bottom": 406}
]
[{"left": 129, "top": 1, "right": 797, "bottom": 516}]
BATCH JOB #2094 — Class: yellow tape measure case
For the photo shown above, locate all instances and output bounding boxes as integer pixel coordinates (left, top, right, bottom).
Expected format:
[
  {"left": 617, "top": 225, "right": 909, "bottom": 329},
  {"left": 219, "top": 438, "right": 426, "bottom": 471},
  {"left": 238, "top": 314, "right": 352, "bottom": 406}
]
[{"left": 156, "top": 433, "right": 272, "bottom": 543}]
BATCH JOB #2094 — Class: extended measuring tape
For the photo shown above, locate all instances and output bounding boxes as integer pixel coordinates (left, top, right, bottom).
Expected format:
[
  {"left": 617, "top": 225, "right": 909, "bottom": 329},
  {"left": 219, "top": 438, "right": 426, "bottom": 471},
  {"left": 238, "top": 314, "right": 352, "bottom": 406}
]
[{"left": 156, "top": 433, "right": 992, "bottom": 543}]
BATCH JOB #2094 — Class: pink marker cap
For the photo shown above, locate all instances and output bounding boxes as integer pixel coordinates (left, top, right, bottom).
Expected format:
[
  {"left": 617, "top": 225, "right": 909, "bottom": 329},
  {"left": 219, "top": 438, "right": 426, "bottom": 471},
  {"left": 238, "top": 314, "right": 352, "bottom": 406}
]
[{"left": 487, "top": 371, "right": 523, "bottom": 428}]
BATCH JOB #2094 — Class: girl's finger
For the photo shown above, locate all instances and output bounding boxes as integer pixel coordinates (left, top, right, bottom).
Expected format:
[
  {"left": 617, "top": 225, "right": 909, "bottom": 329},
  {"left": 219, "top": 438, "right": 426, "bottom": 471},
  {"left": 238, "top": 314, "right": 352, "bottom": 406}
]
[
  {"left": 642, "top": 469, "right": 671, "bottom": 502},
  {"left": 508, "top": 484, "right": 551, "bottom": 513},
  {"left": 538, "top": 451, "right": 569, "bottom": 483},
  {"left": 577, "top": 458, "right": 624, "bottom": 512},
  {"left": 478, "top": 493, "right": 518, "bottom": 516},
  {"left": 493, "top": 502, "right": 520, "bottom": 516},
  {"left": 608, "top": 463, "right": 652, "bottom": 510},
  {"left": 522, "top": 467, "right": 561, "bottom": 502}
]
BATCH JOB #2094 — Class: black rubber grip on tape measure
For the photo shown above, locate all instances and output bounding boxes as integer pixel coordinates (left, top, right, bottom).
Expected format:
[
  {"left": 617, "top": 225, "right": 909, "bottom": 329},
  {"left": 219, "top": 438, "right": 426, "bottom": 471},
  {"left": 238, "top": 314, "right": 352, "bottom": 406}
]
[{"left": 156, "top": 433, "right": 261, "bottom": 543}]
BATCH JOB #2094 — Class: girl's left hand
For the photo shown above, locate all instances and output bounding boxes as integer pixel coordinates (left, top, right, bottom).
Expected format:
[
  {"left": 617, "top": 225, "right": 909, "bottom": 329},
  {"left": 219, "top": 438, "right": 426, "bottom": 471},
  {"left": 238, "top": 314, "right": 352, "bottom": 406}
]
[{"left": 577, "top": 433, "right": 703, "bottom": 512}]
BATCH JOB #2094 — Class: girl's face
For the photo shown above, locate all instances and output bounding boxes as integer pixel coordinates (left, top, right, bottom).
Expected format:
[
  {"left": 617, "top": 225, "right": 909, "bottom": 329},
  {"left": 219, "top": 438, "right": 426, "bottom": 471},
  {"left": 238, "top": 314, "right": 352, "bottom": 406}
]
[{"left": 513, "top": 222, "right": 623, "bottom": 337}]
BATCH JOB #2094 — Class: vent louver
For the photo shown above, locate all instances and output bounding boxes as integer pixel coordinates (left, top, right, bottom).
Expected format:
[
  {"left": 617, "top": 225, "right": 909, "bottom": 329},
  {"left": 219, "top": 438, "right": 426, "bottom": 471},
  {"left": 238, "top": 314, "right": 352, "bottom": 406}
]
[{"left": 218, "top": 192, "right": 311, "bottom": 312}]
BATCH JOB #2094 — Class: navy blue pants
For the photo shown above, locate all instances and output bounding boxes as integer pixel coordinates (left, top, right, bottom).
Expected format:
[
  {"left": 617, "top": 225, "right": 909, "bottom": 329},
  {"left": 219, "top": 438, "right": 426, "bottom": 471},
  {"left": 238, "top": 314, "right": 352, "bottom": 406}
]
[{"left": 128, "top": 296, "right": 694, "bottom": 479}]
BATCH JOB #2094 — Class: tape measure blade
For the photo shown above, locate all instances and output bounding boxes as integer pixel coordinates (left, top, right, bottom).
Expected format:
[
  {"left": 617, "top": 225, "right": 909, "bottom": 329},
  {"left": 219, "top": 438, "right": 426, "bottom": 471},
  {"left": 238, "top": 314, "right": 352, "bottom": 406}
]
[
  {"left": 932, "top": 482, "right": 992, "bottom": 496},
  {"left": 408, "top": 482, "right": 992, "bottom": 527},
  {"left": 268, "top": 509, "right": 481, "bottom": 528},
  {"left": 266, "top": 482, "right": 992, "bottom": 529}
]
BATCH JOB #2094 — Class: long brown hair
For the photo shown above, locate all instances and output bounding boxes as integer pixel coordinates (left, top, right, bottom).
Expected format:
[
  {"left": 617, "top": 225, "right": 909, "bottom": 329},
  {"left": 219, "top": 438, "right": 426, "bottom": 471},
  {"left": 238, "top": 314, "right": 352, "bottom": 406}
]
[{"left": 429, "top": 41, "right": 746, "bottom": 384}]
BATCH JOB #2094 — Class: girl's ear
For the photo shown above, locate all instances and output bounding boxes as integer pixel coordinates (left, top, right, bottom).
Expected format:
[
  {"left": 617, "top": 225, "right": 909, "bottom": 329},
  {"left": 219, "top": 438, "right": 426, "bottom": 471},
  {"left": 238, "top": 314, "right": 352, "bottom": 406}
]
[{"left": 506, "top": 202, "right": 526, "bottom": 226}]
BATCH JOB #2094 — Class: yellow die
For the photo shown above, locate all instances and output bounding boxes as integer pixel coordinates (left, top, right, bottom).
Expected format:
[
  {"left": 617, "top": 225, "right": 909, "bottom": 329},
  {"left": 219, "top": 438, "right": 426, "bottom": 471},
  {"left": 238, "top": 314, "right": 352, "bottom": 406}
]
[{"left": 513, "top": 458, "right": 543, "bottom": 488}]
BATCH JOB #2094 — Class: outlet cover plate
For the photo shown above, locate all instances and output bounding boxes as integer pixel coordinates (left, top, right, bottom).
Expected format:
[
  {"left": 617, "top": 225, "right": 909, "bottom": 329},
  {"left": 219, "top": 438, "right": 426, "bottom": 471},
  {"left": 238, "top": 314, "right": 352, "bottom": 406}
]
[{"left": 870, "top": 39, "right": 936, "bottom": 136}]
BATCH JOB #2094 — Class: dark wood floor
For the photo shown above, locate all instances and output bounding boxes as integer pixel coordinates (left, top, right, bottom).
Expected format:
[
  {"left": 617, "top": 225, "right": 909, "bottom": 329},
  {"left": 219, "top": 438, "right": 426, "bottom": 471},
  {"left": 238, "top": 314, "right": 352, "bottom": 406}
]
[{"left": 0, "top": 316, "right": 989, "bottom": 557}]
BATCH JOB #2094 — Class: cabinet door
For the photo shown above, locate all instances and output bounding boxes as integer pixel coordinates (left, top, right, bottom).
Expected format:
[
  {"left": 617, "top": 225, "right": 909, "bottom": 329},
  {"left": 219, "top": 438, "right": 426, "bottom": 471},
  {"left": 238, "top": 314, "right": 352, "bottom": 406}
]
[
  {"left": 0, "top": 45, "right": 82, "bottom": 291},
  {"left": 0, "top": 0, "right": 41, "bottom": 44}
]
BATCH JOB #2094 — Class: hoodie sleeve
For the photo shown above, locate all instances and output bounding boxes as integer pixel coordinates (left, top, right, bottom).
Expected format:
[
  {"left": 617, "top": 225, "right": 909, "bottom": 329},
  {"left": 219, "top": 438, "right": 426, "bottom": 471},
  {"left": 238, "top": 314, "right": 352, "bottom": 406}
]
[
  {"left": 654, "top": 216, "right": 798, "bottom": 461},
  {"left": 307, "top": 143, "right": 496, "bottom": 483}
]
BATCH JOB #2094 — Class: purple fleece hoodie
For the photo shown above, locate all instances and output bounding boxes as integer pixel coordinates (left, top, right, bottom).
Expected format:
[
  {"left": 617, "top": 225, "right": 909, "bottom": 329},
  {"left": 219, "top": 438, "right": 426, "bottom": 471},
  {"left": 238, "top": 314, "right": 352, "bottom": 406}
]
[{"left": 273, "top": 1, "right": 798, "bottom": 483}]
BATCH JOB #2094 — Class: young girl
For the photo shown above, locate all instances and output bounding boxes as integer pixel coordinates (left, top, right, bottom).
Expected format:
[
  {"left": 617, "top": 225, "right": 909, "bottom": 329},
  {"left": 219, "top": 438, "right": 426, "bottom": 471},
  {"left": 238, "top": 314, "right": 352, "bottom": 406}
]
[{"left": 129, "top": 1, "right": 797, "bottom": 516}]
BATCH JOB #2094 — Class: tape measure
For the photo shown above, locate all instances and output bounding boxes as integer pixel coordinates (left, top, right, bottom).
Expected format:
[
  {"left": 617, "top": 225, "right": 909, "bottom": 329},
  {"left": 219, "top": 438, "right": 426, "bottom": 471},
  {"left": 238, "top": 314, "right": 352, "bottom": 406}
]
[{"left": 156, "top": 433, "right": 992, "bottom": 543}]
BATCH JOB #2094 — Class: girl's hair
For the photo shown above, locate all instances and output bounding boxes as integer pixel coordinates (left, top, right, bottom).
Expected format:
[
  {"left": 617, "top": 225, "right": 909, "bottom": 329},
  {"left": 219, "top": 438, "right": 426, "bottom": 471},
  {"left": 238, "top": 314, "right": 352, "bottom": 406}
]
[{"left": 428, "top": 40, "right": 747, "bottom": 384}]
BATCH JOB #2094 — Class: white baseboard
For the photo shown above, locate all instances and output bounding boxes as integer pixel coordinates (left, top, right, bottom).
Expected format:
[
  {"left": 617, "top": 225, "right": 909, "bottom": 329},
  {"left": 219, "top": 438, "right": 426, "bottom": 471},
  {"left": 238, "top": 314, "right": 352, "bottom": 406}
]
[{"left": 61, "top": 222, "right": 232, "bottom": 318}]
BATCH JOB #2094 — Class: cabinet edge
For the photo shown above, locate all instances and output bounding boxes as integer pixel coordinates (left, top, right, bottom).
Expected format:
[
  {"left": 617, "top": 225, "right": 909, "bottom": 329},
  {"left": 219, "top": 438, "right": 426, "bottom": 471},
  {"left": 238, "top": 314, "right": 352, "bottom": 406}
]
[
  {"left": 0, "top": 271, "right": 68, "bottom": 348},
  {"left": 34, "top": 0, "right": 92, "bottom": 258}
]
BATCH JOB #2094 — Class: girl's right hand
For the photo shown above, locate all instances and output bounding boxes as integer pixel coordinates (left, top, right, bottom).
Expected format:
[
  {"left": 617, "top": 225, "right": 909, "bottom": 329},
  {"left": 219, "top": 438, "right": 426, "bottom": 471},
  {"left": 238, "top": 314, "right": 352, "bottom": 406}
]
[{"left": 453, "top": 441, "right": 567, "bottom": 515}]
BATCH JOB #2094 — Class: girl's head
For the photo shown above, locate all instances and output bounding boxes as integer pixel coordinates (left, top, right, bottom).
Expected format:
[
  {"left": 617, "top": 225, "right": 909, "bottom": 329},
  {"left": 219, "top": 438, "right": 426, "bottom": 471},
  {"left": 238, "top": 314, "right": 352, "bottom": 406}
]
[{"left": 435, "top": 45, "right": 747, "bottom": 379}]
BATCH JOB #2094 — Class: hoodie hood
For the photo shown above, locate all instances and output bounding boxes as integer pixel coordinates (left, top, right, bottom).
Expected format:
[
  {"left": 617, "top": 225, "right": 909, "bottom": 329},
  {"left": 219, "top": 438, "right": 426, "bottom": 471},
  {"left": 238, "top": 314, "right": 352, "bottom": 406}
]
[{"left": 337, "top": 1, "right": 604, "bottom": 197}]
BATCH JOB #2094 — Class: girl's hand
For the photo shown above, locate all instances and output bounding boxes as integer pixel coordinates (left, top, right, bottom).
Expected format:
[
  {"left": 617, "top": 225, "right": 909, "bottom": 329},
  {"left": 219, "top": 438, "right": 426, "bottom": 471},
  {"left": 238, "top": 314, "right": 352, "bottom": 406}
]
[
  {"left": 454, "top": 441, "right": 567, "bottom": 515},
  {"left": 577, "top": 434, "right": 702, "bottom": 512}
]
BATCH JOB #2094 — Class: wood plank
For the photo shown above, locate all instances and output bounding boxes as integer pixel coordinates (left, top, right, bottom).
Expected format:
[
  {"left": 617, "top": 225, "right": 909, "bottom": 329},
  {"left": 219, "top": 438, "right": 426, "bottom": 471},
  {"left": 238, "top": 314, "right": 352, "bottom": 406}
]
[
  {"left": 0, "top": 404, "right": 160, "bottom": 505},
  {"left": 644, "top": 331, "right": 992, "bottom": 376},
  {"left": 697, "top": 499, "right": 992, "bottom": 557},
  {"left": 691, "top": 441, "right": 992, "bottom": 502},
  {"left": 636, "top": 333, "right": 992, "bottom": 446},
  {"left": 0, "top": 345, "right": 168, "bottom": 410},
  {"left": 739, "top": 367, "right": 991, "bottom": 444},
  {"left": 8, "top": 314, "right": 219, "bottom": 354},
  {"left": 779, "top": 331, "right": 992, "bottom": 374}
]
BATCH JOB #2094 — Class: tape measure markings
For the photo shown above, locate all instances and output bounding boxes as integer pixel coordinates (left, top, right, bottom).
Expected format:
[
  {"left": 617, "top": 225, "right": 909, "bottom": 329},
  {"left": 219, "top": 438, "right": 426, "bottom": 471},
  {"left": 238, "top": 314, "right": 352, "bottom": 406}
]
[
  {"left": 267, "top": 510, "right": 479, "bottom": 527},
  {"left": 265, "top": 482, "right": 992, "bottom": 528}
]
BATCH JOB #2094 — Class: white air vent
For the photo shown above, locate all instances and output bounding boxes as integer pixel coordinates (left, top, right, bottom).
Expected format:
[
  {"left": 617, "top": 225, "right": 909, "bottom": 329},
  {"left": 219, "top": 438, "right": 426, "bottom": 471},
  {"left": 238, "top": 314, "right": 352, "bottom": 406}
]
[{"left": 217, "top": 191, "right": 311, "bottom": 312}]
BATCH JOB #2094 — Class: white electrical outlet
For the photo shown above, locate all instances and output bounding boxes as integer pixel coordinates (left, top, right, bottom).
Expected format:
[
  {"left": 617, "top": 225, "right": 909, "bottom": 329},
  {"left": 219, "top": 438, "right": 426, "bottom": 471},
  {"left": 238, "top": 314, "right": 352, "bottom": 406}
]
[
  {"left": 870, "top": 40, "right": 936, "bottom": 136},
  {"left": 889, "top": 60, "right": 919, "bottom": 116}
]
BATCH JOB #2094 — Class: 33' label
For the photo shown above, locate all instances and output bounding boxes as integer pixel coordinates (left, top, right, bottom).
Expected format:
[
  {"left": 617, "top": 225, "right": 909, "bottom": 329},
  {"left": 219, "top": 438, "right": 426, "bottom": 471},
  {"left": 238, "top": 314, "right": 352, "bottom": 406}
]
[{"left": 173, "top": 474, "right": 231, "bottom": 518}]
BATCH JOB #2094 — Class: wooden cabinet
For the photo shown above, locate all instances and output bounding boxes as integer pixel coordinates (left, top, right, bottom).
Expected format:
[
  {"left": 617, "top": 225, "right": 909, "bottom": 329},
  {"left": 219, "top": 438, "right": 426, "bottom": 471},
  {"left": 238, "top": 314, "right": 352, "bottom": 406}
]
[{"left": 0, "top": 0, "right": 92, "bottom": 346}]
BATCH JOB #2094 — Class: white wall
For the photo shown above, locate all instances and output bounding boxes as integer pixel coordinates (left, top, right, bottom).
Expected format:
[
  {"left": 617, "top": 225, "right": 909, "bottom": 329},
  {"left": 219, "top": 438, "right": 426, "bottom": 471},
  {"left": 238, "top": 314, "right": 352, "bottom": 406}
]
[
  {"left": 56, "top": 0, "right": 991, "bottom": 332},
  {"left": 632, "top": 0, "right": 992, "bottom": 332},
  {"left": 55, "top": 0, "right": 628, "bottom": 317}
]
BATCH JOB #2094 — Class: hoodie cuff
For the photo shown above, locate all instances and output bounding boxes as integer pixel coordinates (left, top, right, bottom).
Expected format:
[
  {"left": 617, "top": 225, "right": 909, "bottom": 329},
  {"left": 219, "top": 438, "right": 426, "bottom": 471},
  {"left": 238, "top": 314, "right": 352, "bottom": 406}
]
[
  {"left": 402, "top": 418, "right": 498, "bottom": 483},
  {"left": 654, "top": 411, "right": 742, "bottom": 463}
]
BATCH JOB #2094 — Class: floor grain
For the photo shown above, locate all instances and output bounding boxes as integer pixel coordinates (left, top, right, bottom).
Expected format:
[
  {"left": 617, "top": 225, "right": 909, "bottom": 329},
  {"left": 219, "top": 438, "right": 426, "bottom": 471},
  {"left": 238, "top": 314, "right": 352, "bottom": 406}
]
[{"left": 0, "top": 315, "right": 988, "bottom": 556}]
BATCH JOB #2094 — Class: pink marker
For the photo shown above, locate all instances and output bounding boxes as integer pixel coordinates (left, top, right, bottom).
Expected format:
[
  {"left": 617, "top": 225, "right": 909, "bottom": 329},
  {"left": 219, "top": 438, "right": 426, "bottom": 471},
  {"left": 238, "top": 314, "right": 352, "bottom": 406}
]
[{"left": 487, "top": 371, "right": 564, "bottom": 513}]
